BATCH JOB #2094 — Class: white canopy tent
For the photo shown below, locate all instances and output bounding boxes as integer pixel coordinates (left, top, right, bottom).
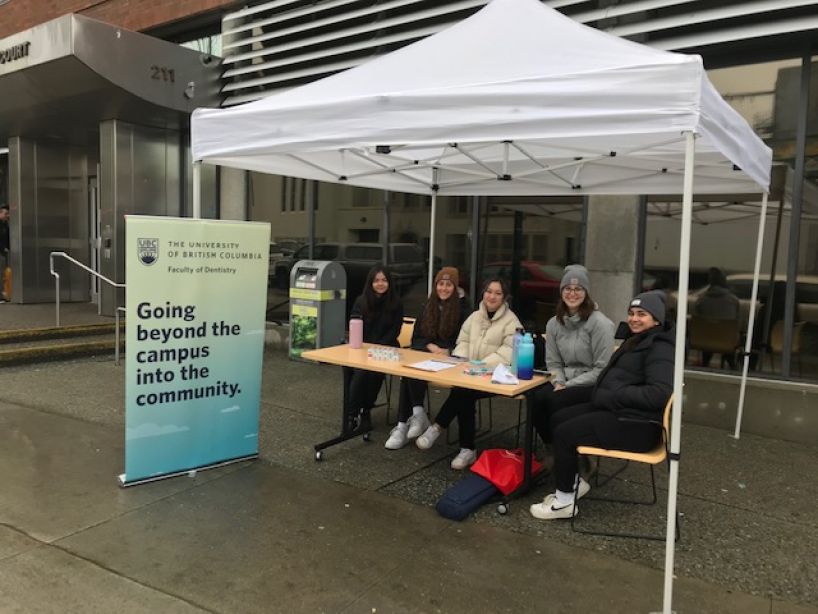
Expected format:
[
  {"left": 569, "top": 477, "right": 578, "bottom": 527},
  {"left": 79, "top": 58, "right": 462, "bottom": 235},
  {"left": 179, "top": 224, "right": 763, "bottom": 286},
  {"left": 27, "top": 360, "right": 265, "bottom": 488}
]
[{"left": 192, "top": 0, "right": 772, "bottom": 611}]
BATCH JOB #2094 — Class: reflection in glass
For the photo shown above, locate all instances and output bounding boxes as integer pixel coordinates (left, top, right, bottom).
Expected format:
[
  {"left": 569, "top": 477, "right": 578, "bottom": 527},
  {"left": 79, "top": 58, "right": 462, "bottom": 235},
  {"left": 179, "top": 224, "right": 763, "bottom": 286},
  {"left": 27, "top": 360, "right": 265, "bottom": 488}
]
[
  {"left": 476, "top": 200, "right": 582, "bottom": 331},
  {"left": 640, "top": 57, "right": 818, "bottom": 380}
]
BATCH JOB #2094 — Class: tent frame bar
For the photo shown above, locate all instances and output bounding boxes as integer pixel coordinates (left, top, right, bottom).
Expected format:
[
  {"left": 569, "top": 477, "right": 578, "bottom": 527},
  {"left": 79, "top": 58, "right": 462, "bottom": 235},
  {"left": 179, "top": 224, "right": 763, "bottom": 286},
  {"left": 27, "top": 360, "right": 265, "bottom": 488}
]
[
  {"left": 733, "top": 191, "right": 769, "bottom": 438},
  {"left": 662, "top": 129, "right": 696, "bottom": 614}
]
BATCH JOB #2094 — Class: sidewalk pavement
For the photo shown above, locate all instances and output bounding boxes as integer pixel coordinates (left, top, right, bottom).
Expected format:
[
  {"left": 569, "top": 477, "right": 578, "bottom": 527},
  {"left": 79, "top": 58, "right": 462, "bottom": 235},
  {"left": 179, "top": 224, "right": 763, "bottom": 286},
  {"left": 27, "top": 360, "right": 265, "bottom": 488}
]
[{"left": 1, "top": 342, "right": 816, "bottom": 613}]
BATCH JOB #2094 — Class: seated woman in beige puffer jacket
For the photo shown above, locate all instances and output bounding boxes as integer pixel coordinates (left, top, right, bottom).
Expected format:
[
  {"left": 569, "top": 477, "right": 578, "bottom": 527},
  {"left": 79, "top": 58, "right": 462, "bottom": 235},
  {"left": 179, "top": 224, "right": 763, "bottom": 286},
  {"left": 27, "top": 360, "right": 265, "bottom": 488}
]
[{"left": 415, "top": 278, "right": 522, "bottom": 470}]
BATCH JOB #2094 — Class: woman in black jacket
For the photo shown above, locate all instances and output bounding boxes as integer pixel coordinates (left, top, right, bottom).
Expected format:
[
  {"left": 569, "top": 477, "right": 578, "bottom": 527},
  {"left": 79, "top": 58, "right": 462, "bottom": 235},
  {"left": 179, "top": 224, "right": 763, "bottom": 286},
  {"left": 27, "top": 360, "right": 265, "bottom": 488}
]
[
  {"left": 347, "top": 266, "right": 403, "bottom": 431},
  {"left": 530, "top": 290, "right": 674, "bottom": 521},
  {"left": 384, "top": 267, "right": 469, "bottom": 450}
]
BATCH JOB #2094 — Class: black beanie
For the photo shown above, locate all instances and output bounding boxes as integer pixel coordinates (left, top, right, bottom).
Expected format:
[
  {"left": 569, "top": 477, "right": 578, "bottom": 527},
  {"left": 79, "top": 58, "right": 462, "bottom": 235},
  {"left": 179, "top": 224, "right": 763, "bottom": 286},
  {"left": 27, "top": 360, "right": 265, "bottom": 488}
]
[{"left": 629, "top": 290, "right": 666, "bottom": 324}]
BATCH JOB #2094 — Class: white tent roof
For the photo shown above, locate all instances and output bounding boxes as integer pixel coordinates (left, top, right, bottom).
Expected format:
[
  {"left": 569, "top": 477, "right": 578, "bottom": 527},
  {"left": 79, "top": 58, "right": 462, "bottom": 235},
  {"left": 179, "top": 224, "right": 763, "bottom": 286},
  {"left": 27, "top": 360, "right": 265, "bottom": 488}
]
[{"left": 193, "top": 0, "right": 771, "bottom": 196}]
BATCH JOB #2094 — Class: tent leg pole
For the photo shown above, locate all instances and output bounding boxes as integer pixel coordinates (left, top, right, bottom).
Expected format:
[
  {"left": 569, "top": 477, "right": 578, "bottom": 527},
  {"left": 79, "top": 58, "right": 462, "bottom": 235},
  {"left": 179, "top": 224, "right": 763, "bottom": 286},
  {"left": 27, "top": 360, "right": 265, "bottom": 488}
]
[
  {"left": 733, "top": 191, "right": 768, "bottom": 439},
  {"left": 192, "top": 161, "right": 202, "bottom": 219},
  {"left": 661, "top": 130, "right": 695, "bottom": 614},
  {"left": 427, "top": 170, "right": 439, "bottom": 296}
]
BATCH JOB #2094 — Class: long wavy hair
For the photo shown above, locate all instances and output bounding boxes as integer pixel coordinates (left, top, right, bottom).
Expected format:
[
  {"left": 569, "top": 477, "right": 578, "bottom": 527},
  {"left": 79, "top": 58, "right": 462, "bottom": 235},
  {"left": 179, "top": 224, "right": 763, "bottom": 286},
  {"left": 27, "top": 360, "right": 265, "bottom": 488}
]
[
  {"left": 360, "top": 265, "right": 399, "bottom": 319},
  {"left": 420, "top": 281, "right": 461, "bottom": 340}
]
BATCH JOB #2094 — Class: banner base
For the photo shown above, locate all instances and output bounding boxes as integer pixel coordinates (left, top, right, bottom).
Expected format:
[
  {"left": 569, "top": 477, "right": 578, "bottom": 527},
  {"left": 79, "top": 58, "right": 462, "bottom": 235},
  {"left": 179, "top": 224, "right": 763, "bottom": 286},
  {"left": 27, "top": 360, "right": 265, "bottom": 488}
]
[{"left": 118, "top": 453, "right": 258, "bottom": 488}]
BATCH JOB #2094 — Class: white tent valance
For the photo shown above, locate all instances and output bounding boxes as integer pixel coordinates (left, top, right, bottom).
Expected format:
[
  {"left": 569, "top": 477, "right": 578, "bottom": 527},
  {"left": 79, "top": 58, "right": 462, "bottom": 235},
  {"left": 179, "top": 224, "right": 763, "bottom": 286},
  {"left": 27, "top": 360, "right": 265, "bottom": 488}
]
[{"left": 192, "top": 0, "right": 770, "bottom": 195}]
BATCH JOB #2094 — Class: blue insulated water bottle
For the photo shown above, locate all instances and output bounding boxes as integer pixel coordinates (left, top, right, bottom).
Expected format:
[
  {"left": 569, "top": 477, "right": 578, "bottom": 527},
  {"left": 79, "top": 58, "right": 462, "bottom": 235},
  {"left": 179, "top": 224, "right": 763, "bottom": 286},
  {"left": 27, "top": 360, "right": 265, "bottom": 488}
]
[
  {"left": 517, "top": 333, "right": 534, "bottom": 380},
  {"left": 511, "top": 327, "right": 524, "bottom": 375}
]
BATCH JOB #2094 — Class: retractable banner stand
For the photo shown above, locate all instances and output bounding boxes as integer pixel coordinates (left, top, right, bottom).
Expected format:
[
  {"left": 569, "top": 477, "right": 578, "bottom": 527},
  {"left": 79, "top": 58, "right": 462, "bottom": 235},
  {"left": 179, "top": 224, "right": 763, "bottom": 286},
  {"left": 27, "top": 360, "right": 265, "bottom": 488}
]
[{"left": 121, "top": 216, "right": 271, "bottom": 486}]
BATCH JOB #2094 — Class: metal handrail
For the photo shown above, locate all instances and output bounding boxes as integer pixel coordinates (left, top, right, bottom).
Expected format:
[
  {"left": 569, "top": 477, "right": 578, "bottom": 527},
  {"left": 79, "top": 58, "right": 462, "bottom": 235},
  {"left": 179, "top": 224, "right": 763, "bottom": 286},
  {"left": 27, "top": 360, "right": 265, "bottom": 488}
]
[{"left": 49, "top": 251, "right": 126, "bottom": 363}]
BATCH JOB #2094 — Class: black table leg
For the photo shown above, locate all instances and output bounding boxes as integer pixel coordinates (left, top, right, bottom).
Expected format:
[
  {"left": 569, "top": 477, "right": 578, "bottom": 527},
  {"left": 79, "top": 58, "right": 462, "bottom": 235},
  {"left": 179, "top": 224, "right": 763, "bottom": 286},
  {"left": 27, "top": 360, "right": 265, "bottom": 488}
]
[
  {"left": 314, "top": 366, "right": 373, "bottom": 459},
  {"left": 498, "top": 388, "right": 538, "bottom": 511}
]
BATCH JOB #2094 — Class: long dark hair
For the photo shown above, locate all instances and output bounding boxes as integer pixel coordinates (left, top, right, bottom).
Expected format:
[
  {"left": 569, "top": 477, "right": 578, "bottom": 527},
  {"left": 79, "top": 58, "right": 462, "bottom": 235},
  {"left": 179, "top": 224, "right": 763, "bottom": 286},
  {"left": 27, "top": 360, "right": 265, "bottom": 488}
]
[
  {"left": 420, "top": 282, "right": 461, "bottom": 340},
  {"left": 360, "top": 265, "right": 399, "bottom": 318},
  {"left": 555, "top": 292, "right": 595, "bottom": 325}
]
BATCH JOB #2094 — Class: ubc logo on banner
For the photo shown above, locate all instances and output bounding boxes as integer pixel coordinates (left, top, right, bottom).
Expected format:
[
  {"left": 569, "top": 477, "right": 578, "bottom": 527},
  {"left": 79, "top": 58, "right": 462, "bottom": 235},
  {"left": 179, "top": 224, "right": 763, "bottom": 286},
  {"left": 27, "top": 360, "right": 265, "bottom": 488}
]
[{"left": 137, "top": 238, "right": 159, "bottom": 266}]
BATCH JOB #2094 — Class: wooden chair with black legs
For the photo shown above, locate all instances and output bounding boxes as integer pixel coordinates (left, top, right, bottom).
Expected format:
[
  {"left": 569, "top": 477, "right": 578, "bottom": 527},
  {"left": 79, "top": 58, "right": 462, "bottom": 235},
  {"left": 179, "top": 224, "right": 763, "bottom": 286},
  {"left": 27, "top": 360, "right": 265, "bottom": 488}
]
[
  {"left": 688, "top": 316, "right": 741, "bottom": 369},
  {"left": 570, "top": 395, "right": 680, "bottom": 542},
  {"left": 769, "top": 320, "right": 805, "bottom": 376}
]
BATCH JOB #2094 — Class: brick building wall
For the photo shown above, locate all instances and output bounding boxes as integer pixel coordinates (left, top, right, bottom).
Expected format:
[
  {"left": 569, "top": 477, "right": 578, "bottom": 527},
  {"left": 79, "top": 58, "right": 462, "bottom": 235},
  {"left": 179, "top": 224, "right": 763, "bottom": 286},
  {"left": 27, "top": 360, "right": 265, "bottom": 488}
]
[{"left": 0, "top": 0, "right": 240, "bottom": 39}]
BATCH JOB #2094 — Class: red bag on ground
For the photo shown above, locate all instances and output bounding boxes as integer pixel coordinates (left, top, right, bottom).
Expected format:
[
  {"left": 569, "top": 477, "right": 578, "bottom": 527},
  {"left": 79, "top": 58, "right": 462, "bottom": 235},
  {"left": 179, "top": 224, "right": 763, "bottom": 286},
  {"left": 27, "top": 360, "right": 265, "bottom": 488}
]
[{"left": 470, "top": 448, "right": 543, "bottom": 495}]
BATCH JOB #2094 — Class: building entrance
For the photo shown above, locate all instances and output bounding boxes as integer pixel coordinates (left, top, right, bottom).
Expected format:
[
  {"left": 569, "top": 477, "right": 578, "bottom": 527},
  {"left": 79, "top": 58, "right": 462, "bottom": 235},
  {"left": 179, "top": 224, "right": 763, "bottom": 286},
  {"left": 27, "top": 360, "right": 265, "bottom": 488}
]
[{"left": 0, "top": 14, "right": 219, "bottom": 314}]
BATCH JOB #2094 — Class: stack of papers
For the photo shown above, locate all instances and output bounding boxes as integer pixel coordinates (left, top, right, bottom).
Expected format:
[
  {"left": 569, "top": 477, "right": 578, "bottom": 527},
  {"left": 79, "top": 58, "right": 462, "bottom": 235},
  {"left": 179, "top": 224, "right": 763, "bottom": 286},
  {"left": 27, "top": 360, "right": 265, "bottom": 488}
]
[{"left": 407, "top": 359, "right": 458, "bottom": 372}]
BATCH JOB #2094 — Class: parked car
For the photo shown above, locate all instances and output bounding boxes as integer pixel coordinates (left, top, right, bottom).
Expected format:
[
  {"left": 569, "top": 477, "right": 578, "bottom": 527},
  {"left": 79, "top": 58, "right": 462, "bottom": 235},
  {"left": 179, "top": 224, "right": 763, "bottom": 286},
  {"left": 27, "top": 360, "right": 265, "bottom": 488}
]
[
  {"left": 268, "top": 241, "right": 303, "bottom": 270},
  {"left": 479, "top": 261, "right": 563, "bottom": 304},
  {"left": 272, "top": 242, "right": 425, "bottom": 294},
  {"left": 716, "top": 274, "right": 818, "bottom": 325}
]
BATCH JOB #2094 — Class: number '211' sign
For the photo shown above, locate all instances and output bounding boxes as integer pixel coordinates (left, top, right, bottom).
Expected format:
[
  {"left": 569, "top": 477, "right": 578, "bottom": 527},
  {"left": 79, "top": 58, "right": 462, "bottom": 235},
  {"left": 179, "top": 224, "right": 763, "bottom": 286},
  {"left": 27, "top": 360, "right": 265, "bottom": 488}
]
[{"left": 150, "top": 65, "right": 175, "bottom": 83}]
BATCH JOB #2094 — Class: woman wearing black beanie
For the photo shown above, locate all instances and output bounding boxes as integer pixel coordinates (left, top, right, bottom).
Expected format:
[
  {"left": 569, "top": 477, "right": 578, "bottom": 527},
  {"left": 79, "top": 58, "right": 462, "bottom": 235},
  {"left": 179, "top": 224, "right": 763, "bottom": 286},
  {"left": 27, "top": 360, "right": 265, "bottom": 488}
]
[{"left": 530, "top": 290, "right": 674, "bottom": 521}]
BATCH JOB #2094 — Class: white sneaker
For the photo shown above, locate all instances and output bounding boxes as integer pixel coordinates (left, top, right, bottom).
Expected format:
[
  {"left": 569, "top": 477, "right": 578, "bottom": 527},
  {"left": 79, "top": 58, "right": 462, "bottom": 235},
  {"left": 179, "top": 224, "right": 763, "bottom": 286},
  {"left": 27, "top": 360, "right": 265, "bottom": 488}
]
[
  {"left": 384, "top": 424, "right": 409, "bottom": 450},
  {"left": 450, "top": 448, "right": 477, "bottom": 470},
  {"left": 416, "top": 425, "right": 441, "bottom": 450},
  {"left": 529, "top": 480, "right": 590, "bottom": 520},
  {"left": 406, "top": 413, "right": 430, "bottom": 439},
  {"left": 529, "top": 494, "right": 578, "bottom": 520},
  {"left": 576, "top": 477, "right": 591, "bottom": 500}
]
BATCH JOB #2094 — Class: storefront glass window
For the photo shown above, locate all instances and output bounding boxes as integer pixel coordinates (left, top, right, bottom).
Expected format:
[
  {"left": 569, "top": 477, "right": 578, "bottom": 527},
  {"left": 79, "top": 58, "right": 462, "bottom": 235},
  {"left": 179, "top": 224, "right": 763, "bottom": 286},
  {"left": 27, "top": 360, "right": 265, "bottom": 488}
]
[
  {"left": 790, "top": 57, "right": 818, "bottom": 381},
  {"left": 477, "top": 199, "right": 582, "bottom": 331},
  {"left": 641, "top": 58, "right": 818, "bottom": 381}
]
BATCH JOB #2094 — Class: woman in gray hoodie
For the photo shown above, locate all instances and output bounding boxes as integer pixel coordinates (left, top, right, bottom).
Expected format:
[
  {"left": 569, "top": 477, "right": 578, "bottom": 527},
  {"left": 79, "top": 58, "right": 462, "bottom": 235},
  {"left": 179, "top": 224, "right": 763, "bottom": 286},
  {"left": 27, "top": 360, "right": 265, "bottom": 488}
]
[{"left": 531, "top": 265, "right": 614, "bottom": 451}]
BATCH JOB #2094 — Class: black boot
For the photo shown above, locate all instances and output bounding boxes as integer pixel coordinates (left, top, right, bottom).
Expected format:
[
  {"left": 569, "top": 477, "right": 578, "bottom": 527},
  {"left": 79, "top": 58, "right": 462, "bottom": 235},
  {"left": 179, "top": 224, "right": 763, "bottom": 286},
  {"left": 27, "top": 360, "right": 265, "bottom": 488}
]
[{"left": 352, "top": 408, "right": 372, "bottom": 434}]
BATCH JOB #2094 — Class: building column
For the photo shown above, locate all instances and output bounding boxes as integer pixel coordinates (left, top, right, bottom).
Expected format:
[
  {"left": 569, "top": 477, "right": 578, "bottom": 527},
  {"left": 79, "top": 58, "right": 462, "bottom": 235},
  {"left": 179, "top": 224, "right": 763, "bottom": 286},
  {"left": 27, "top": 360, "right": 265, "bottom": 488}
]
[
  {"left": 219, "top": 167, "right": 247, "bottom": 220},
  {"left": 584, "top": 195, "right": 641, "bottom": 320}
]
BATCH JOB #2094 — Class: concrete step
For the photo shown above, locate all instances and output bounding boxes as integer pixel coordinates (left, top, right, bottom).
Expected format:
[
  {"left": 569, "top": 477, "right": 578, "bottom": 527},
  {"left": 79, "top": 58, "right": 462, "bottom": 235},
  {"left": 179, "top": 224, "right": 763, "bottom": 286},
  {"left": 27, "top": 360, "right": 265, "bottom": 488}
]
[
  {"left": 0, "top": 321, "right": 124, "bottom": 343},
  {"left": 0, "top": 330, "right": 124, "bottom": 366}
]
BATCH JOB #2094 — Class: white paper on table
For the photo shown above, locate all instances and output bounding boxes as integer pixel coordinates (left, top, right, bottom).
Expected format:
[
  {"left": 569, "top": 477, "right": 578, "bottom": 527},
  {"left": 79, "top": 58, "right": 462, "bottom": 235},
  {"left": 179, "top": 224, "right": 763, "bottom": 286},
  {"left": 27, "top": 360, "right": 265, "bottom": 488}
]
[
  {"left": 491, "top": 363, "right": 519, "bottom": 385},
  {"left": 406, "top": 359, "right": 459, "bottom": 372}
]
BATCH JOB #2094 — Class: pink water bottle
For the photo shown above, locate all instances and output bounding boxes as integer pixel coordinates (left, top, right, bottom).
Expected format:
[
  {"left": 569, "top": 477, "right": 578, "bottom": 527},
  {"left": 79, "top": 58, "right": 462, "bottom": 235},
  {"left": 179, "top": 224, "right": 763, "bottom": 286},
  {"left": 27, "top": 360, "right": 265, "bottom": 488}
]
[{"left": 349, "top": 318, "right": 363, "bottom": 349}]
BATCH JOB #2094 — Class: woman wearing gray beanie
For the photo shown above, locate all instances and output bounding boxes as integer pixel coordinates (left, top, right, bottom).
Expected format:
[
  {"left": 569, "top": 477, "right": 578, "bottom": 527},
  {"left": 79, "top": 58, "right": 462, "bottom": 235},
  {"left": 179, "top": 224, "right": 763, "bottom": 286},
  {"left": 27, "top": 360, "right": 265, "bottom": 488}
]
[
  {"left": 531, "top": 265, "right": 614, "bottom": 461},
  {"left": 530, "top": 289, "right": 674, "bottom": 521}
]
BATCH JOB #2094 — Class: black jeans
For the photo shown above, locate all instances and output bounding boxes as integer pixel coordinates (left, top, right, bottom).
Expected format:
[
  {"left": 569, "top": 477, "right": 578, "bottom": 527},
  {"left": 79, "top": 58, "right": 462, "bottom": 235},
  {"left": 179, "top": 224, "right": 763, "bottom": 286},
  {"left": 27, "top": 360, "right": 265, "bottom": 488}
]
[
  {"left": 551, "top": 403, "right": 660, "bottom": 493},
  {"left": 346, "top": 368, "right": 385, "bottom": 415},
  {"left": 531, "top": 383, "right": 594, "bottom": 445},
  {"left": 397, "top": 377, "right": 427, "bottom": 422},
  {"left": 434, "top": 387, "right": 493, "bottom": 450}
]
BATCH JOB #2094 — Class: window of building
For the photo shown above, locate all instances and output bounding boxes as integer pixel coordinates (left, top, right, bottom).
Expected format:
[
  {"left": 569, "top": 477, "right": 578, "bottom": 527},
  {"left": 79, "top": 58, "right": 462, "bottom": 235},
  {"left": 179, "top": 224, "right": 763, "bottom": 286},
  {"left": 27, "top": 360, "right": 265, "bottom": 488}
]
[
  {"left": 529, "top": 233, "right": 549, "bottom": 261},
  {"left": 181, "top": 34, "right": 222, "bottom": 57},
  {"left": 639, "top": 57, "right": 818, "bottom": 382},
  {"left": 485, "top": 234, "right": 513, "bottom": 262}
]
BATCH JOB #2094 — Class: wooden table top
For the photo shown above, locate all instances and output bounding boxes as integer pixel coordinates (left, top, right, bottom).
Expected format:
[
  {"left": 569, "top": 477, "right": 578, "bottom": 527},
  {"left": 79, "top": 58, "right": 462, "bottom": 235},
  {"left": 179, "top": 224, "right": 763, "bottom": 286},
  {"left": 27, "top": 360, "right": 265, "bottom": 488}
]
[{"left": 301, "top": 343, "right": 548, "bottom": 397}]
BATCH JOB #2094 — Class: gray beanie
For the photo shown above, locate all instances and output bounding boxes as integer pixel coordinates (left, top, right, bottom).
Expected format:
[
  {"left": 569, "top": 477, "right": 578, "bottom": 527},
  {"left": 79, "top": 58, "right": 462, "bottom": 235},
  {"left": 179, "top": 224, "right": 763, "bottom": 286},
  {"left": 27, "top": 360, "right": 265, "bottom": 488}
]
[
  {"left": 561, "top": 264, "right": 590, "bottom": 292},
  {"left": 629, "top": 290, "right": 666, "bottom": 324}
]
